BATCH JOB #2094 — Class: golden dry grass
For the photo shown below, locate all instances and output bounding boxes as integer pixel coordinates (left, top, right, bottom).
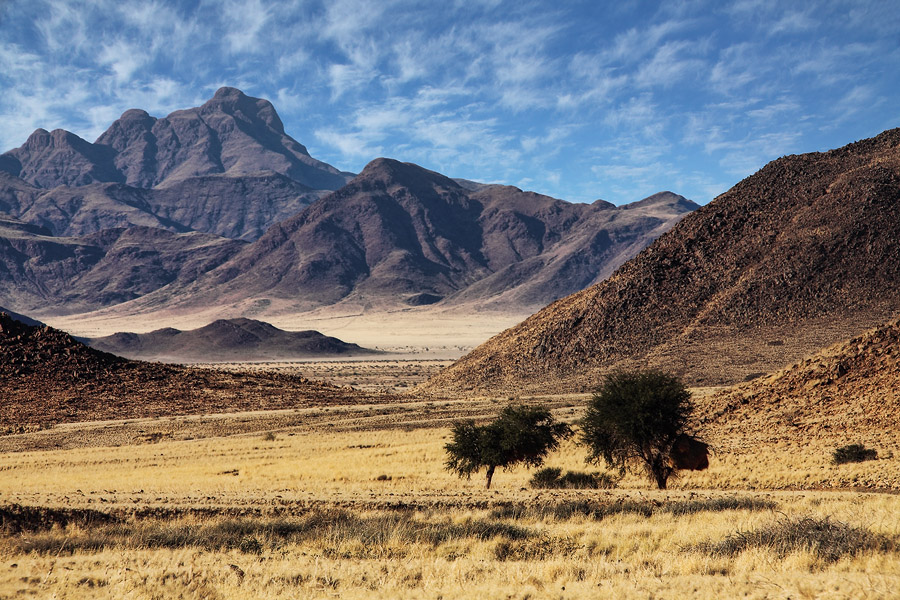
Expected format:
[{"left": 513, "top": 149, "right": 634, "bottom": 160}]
[{"left": 1, "top": 418, "right": 899, "bottom": 599}]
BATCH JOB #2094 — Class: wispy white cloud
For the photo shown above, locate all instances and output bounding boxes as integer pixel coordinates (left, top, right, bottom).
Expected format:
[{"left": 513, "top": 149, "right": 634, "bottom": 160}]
[{"left": 0, "top": 0, "right": 897, "bottom": 206}]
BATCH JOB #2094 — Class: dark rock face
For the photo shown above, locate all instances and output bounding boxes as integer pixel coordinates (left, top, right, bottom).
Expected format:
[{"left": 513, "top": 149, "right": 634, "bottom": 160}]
[
  {"left": 425, "top": 127, "right": 900, "bottom": 393},
  {"left": 85, "top": 317, "right": 375, "bottom": 361},
  {"left": 162, "top": 158, "right": 696, "bottom": 312},
  {"left": 0, "top": 129, "right": 123, "bottom": 188}
]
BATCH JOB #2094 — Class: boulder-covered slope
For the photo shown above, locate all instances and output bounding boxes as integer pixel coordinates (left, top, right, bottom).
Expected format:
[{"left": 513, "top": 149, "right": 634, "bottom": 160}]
[
  {"left": 132, "top": 158, "right": 697, "bottom": 314},
  {"left": 424, "top": 127, "right": 900, "bottom": 393},
  {"left": 699, "top": 317, "right": 900, "bottom": 448},
  {"left": 86, "top": 318, "right": 376, "bottom": 362}
]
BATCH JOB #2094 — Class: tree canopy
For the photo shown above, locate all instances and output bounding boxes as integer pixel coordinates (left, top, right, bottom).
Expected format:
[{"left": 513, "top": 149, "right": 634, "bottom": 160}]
[
  {"left": 580, "top": 370, "right": 696, "bottom": 489},
  {"left": 445, "top": 404, "right": 572, "bottom": 489}
]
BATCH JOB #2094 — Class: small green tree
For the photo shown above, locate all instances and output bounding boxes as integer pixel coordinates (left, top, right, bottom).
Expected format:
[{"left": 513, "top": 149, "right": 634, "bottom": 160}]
[
  {"left": 445, "top": 405, "right": 572, "bottom": 489},
  {"left": 581, "top": 370, "right": 695, "bottom": 489}
]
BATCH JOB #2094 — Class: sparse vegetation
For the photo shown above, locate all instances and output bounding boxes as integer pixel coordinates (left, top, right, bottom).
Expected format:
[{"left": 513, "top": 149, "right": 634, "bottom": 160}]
[
  {"left": 581, "top": 370, "right": 699, "bottom": 489},
  {"left": 698, "top": 516, "right": 897, "bottom": 562},
  {"left": 529, "top": 467, "right": 618, "bottom": 489},
  {"left": 0, "top": 418, "right": 898, "bottom": 599},
  {"left": 833, "top": 443, "right": 878, "bottom": 464},
  {"left": 444, "top": 404, "right": 572, "bottom": 488}
]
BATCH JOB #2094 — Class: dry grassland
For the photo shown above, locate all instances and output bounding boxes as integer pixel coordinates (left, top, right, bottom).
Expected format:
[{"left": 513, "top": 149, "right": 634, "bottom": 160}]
[{"left": 1, "top": 405, "right": 899, "bottom": 600}]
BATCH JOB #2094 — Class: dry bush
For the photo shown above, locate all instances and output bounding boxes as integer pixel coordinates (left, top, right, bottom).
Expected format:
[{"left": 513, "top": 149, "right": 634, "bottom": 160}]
[
  {"left": 697, "top": 516, "right": 897, "bottom": 562},
  {"left": 832, "top": 443, "right": 878, "bottom": 465},
  {"left": 529, "top": 467, "right": 618, "bottom": 489},
  {"left": 490, "top": 496, "right": 777, "bottom": 522}
]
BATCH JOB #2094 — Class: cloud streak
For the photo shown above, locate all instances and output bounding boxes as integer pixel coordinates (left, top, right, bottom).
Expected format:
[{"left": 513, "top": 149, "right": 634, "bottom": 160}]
[{"left": 0, "top": 0, "right": 897, "bottom": 205}]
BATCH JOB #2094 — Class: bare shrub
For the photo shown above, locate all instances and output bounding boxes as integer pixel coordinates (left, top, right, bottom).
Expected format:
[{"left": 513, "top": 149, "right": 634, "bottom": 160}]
[
  {"left": 528, "top": 467, "right": 618, "bottom": 489},
  {"left": 832, "top": 443, "right": 877, "bottom": 465}
]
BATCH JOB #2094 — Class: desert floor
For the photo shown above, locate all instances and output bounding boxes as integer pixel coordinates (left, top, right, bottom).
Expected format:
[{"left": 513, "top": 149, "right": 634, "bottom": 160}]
[
  {"left": 47, "top": 307, "right": 531, "bottom": 359},
  {"left": 1, "top": 364, "right": 898, "bottom": 599}
]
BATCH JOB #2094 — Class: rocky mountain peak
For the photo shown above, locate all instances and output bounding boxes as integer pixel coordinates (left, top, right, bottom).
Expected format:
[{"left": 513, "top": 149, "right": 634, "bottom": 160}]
[
  {"left": 201, "top": 87, "right": 288, "bottom": 137},
  {"left": 3, "top": 88, "right": 351, "bottom": 191}
]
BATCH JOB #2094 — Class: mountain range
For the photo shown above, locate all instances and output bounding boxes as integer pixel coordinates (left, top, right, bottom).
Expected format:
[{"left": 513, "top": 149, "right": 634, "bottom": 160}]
[
  {"left": 425, "top": 127, "right": 900, "bottom": 393},
  {"left": 0, "top": 88, "right": 697, "bottom": 320}
]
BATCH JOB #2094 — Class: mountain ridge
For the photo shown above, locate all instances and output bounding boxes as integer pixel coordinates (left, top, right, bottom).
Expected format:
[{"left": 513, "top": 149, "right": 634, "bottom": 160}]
[
  {"left": 106, "top": 157, "right": 698, "bottom": 316},
  {"left": 423, "top": 127, "right": 900, "bottom": 393}
]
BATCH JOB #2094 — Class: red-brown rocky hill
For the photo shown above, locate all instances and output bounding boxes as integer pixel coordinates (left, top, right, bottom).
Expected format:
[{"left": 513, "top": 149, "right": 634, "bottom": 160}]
[
  {"left": 424, "top": 127, "right": 900, "bottom": 394},
  {"left": 0, "top": 313, "right": 376, "bottom": 430},
  {"left": 697, "top": 317, "right": 900, "bottom": 449}
]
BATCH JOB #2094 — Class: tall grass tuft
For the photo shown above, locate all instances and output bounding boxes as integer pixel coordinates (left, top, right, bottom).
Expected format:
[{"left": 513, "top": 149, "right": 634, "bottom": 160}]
[
  {"left": 491, "top": 496, "right": 777, "bottom": 522},
  {"left": 697, "top": 516, "right": 897, "bottom": 562}
]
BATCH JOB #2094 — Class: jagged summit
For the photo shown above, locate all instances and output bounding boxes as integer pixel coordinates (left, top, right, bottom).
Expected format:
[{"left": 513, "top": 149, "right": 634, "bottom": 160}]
[{"left": 1, "top": 87, "right": 352, "bottom": 191}]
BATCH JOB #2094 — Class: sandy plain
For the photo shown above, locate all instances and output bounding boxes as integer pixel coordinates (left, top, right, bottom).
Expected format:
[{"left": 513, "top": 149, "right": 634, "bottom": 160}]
[
  {"left": 47, "top": 306, "right": 531, "bottom": 359},
  {"left": 1, "top": 373, "right": 899, "bottom": 599}
]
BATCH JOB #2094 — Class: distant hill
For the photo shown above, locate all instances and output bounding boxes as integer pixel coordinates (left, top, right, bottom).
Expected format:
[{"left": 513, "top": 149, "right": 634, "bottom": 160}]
[
  {"left": 0, "top": 313, "right": 378, "bottom": 428},
  {"left": 424, "top": 127, "right": 900, "bottom": 393},
  {"left": 128, "top": 158, "right": 697, "bottom": 314},
  {"left": 85, "top": 318, "right": 376, "bottom": 362}
]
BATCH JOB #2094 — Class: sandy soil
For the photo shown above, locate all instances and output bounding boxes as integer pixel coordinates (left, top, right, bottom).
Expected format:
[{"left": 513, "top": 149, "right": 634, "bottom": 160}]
[
  {"left": 47, "top": 307, "right": 530, "bottom": 359},
  {"left": 197, "top": 359, "right": 455, "bottom": 393}
]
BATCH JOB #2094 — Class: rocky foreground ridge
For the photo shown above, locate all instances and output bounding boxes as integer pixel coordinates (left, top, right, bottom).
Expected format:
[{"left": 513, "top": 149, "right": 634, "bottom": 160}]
[
  {"left": 424, "top": 127, "right": 900, "bottom": 393},
  {"left": 700, "top": 317, "right": 900, "bottom": 446}
]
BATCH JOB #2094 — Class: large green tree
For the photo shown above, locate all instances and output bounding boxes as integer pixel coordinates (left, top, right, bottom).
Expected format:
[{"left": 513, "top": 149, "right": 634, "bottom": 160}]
[
  {"left": 445, "top": 405, "right": 572, "bottom": 489},
  {"left": 581, "top": 370, "right": 697, "bottom": 489}
]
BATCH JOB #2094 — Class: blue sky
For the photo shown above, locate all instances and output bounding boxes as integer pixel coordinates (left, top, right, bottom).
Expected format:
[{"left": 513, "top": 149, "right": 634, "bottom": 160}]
[{"left": 1, "top": 0, "right": 898, "bottom": 205}]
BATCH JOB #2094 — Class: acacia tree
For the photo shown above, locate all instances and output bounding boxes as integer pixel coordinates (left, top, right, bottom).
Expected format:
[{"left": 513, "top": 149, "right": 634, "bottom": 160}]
[
  {"left": 580, "top": 370, "right": 695, "bottom": 489},
  {"left": 445, "top": 405, "right": 572, "bottom": 489}
]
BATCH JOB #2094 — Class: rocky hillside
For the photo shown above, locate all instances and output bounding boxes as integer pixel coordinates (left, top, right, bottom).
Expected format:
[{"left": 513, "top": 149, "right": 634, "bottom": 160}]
[
  {"left": 697, "top": 317, "right": 900, "bottom": 451},
  {"left": 86, "top": 318, "right": 376, "bottom": 362},
  {"left": 424, "top": 127, "right": 900, "bottom": 393},
  {"left": 0, "top": 313, "right": 378, "bottom": 429},
  {"left": 132, "top": 158, "right": 696, "bottom": 313},
  {"left": 0, "top": 215, "right": 245, "bottom": 313}
]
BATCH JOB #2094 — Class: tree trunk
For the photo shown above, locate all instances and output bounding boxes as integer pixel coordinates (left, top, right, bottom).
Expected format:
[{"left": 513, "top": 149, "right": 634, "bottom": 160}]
[
  {"left": 654, "top": 471, "right": 668, "bottom": 489},
  {"left": 485, "top": 465, "right": 496, "bottom": 489}
]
